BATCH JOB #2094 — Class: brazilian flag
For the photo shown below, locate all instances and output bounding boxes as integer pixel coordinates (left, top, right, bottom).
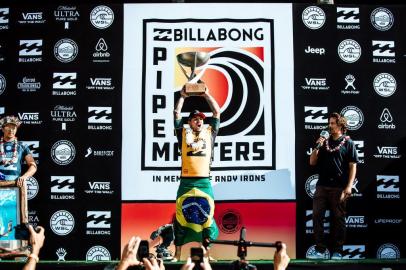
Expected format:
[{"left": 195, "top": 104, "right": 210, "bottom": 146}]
[{"left": 174, "top": 178, "right": 219, "bottom": 246}]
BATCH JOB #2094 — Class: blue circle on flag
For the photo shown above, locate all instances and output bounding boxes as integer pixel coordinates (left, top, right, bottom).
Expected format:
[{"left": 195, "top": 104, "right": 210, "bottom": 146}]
[{"left": 182, "top": 197, "right": 211, "bottom": 225}]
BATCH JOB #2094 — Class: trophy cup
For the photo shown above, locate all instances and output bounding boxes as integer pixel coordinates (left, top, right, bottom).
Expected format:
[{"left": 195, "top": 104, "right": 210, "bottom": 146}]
[{"left": 177, "top": 51, "right": 210, "bottom": 95}]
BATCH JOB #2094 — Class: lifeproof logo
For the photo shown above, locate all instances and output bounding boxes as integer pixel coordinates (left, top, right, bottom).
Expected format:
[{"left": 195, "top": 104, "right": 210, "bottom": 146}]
[
  {"left": 377, "top": 243, "right": 400, "bottom": 259},
  {"left": 302, "top": 6, "right": 325, "bottom": 30},
  {"left": 50, "top": 210, "right": 75, "bottom": 236},
  {"left": 143, "top": 19, "right": 274, "bottom": 170},
  {"left": 376, "top": 175, "right": 400, "bottom": 199},
  {"left": 373, "top": 73, "right": 396, "bottom": 97},
  {"left": 90, "top": 6, "right": 114, "bottom": 29},
  {"left": 340, "top": 106, "right": 363, "bottom": 130},
  {"left": 26, "top": 176, "right": 39, "bottom": 200},
  {"left": 371, "top": 8, "right": 394, "bottom": 31},
  {"left": 51, "top": 140, "right": 76, "bottom": 165},
  {"left": 337, "top": 39, "right": 361, "bottom": 63},
  {"left": 342, "top": 245, "right": 366, "bottom": 259},
  {"left": 337, "top": 7, "right": 360, "bottom": 29},
  {"left": 86, "top": 246, "right": 111, "bottom": 261}
]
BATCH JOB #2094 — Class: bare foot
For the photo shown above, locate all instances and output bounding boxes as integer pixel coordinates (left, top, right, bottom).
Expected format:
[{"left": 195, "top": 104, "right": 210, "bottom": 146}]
[{"left": 171, "top": 257, "right": 180, "bottom": 262}]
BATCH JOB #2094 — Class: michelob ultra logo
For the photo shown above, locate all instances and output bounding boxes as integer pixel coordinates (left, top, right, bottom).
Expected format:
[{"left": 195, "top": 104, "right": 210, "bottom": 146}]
[{"left": 142, "top": 19, "right": 275, "bottom": 170}]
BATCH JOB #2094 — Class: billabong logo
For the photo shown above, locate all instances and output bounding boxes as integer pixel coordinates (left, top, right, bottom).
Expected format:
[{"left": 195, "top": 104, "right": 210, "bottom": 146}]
[
  {"left": 377, "top": 243, "right": 400, "bottom": 259},
  {"left": 51, "top": 176, "right": 75, "bottom": 193},
  {"left": 86, "top": 211, "right": 111, "bottom": 229},
  {"left": 376, "top": 175, "right": 400, "bottom": 199},
  {"left": 0, "top": 8, "right": 10, "bottom": 30},
  {"left": 338, "top": 39, "right": 361, "bottom": 63},
  {"left": 51, "top": 140, "right": 76, "bottom": 165},
  {"left": 19, "top": 40, "right": 42, "bottom": 62},
  {"left": 304, "top": 106, "right": 328, "bottom": 124},
  {"left": 54, "top": 38, "right": 78, "bottom": 63},
  {"left": 26, "top": 177, "right": 39, "bottom": 200},
  {"left": 302, "top": 6, "right": 325, "bottom": 30},
  {"left": 53, "top": 73, "right": 77, "bottom": 89},
  {"left": 342, "top": 245, "right": 366, "bottom": 259},
  {"left": 305, "top": 210, "right": 330, "bottom": 230},
  {"left": 371, "top": 8, "right": 394, "bottom": 31},
  {"left": 337, "top": 7, "right": 360, "bottom": 29},
  {"left": 372, "top": 41, "right": 395, "bottom": 57},
  {"left": 50, "top": 210, "right": 75, "bottom": 235},
  {"left": 88, "top": 107, "right": 112, "bottom": 123},
  {"left": 90, "top": 6, "right": 114, "bottom": 29},
  {"left": 86, "top": 246, "right": 111, "bottom": 261},
  {"left": 373, "top": 73, "right": 396, "bottom": 97},
  {"left": 340, "top": 106, "right": 363, "bottom": 130},
  {"left": 21, "top": 141, "right": 40, "bottom": 159}
]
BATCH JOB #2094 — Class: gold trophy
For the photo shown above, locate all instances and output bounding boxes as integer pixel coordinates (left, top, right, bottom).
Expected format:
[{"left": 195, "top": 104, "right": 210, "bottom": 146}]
[{"left": 176, "top": 51, "right": 210, "bottom": 95}]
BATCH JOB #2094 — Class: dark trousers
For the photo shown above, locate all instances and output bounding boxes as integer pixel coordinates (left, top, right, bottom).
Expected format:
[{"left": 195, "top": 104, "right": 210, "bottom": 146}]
[{"left": 313, "top": 185, "right": 347, "bottom": 253}]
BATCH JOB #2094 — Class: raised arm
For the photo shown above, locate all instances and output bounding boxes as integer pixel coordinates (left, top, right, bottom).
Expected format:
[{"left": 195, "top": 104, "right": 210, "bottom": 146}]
[
  {"left": 174, "top": 88, "right": 188, "bottom": 120},
  {"left": 202, "top": 90, "right": 220, "bottom": 119}
]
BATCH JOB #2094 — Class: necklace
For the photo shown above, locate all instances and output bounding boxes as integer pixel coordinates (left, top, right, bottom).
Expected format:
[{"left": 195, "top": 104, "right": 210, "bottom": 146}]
[
  {"left": 325, "top": 136, "right": 350, "bottom": 152},
  {"left": 0, "top": 137, "right": 18, "bottom": 165},
  {"left": 185, "top": 127, "right": 206, "bottom": 151}
]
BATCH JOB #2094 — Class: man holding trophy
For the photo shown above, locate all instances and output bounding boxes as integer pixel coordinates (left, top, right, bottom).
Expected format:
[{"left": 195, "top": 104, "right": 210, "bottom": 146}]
[{"left": 172, "top": 51, "right": 220, "bottom": 261}]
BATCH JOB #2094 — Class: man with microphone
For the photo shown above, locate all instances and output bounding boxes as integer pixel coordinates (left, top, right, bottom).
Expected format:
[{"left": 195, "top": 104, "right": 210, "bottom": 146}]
[{"left": 308, "top": 112, "right": 359, "bottom": 260}]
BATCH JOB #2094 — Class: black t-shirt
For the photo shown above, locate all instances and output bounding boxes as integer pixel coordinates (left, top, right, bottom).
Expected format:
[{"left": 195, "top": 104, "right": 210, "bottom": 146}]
[{"left": 316, "top": 136, "right": 359, "bottom": 188}]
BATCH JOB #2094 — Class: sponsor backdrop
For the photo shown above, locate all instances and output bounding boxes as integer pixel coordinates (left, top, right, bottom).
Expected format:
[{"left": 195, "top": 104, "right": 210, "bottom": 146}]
[{"left": 0, "top": 2, "right": 404, "bottom": 261}]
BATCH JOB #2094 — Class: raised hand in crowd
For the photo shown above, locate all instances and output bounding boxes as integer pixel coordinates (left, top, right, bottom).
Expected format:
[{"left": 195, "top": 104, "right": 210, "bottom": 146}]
[
  {"left": 181, "top": 246, "right": 212, "bottom": 270},
  {"left": 22, "top": 225, "right": 45, "bottom": 270},
  {"left": 273, "top": 243, "right": 290, "bottom": 270},
  {"left": 117, "top": 236, "right": 165, "bottom": 270}
]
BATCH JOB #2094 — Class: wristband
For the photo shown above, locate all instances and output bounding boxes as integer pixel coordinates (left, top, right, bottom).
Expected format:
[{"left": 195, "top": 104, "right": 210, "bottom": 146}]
[{"left": 28, "top": 254, "right": 39, "bottom": 263}]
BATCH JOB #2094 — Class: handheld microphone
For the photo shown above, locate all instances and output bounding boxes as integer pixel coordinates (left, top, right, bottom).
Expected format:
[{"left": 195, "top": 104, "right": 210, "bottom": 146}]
[{"left": 315, "top": 130, "right": 329, "bottom": 150}]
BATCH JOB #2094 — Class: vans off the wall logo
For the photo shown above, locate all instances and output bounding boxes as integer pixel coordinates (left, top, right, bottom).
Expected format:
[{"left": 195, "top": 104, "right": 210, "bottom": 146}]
[{"left": 142, "top": 19, "right": 275, "bottom": 170}]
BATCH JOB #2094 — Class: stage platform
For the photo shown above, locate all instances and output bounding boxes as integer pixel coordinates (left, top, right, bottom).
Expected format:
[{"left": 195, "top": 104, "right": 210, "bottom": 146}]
[{"left": 1, "top": 259, "right": 405, "bottom": 270}]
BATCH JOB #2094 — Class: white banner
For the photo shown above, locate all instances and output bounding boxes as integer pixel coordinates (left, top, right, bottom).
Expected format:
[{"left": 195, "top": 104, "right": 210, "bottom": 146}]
[{"left": 122, "top": 3, "right": 295, "bottom": 200}]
